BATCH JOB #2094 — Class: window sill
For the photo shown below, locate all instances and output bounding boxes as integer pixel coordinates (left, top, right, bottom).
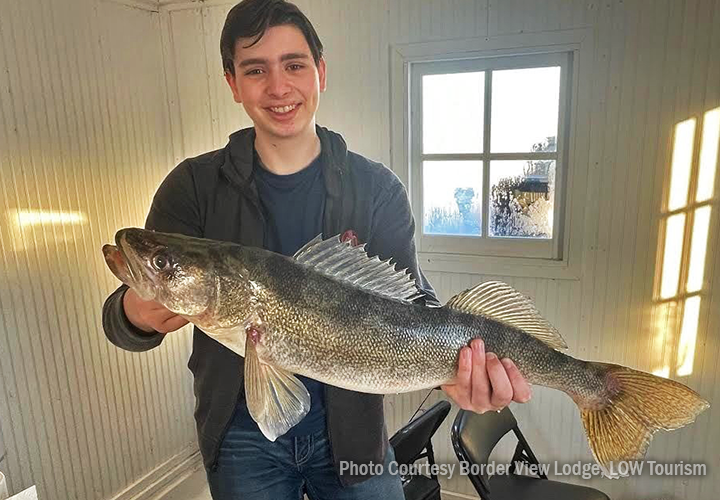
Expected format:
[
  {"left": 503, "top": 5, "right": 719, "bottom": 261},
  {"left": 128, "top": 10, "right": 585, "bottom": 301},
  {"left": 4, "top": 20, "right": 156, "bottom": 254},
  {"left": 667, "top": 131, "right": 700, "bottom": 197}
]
[{"left": 417, "top": 251, "right": 580, "bottom": 280}]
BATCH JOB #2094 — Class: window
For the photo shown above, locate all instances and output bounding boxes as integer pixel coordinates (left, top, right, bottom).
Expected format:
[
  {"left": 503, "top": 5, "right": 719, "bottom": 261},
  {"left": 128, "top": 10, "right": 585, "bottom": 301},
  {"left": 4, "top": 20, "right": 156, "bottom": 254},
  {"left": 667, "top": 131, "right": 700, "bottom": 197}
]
[{"left": 410, "top": 52, "right": 572, "bottom": 260}]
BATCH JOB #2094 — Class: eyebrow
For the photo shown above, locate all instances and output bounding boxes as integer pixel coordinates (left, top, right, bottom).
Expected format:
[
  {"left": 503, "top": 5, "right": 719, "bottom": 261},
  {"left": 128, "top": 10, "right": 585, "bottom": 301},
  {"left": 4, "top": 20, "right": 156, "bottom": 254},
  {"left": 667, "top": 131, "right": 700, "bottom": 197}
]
[{"left": 238, "top": 52, "right": 310, "bottom": 68}]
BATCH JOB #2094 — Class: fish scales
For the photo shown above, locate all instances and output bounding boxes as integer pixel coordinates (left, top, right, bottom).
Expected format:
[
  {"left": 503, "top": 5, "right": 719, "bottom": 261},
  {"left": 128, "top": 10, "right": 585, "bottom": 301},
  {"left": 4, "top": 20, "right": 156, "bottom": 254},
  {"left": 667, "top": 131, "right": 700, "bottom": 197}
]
[{"left": 248, "top": 249, "right": 598, "bottom": 395}]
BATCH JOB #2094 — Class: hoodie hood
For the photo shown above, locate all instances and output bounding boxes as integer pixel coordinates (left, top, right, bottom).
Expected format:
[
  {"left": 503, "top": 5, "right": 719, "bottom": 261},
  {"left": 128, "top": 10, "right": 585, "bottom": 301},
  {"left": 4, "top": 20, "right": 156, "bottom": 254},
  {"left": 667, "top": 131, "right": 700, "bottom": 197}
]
[{"left": 220, "top": 125, "right": 349, "bottom": 196}]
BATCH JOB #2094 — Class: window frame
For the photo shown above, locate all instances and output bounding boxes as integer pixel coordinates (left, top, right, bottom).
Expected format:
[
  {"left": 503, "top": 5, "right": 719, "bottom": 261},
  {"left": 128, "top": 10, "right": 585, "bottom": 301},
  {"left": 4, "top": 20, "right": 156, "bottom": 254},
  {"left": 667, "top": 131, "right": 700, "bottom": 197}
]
[
  {"left": 411, "top": 52, "right": 571, "bottom": 260},
  {"left": 390, "top": 30, "right": 592, "bottom": 279}
]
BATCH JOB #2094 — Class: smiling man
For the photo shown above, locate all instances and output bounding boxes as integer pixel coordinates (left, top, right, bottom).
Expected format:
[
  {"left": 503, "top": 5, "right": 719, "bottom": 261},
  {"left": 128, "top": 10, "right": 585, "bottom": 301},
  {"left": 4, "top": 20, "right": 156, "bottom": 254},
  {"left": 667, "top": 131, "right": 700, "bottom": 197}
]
[
  {"left": 101, "top": 0, "right": 530, "bottom": 498},
  {"left": 224, "top": 24, "right": 326, "bottom": 175}
]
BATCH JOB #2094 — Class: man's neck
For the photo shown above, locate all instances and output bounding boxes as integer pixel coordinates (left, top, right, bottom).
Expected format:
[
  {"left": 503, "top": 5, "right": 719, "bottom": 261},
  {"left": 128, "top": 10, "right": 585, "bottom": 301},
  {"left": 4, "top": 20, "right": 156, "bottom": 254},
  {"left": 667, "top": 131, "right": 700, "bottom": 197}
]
[{"left": 254, "top": 125, "right": 321, "bottom": 175}]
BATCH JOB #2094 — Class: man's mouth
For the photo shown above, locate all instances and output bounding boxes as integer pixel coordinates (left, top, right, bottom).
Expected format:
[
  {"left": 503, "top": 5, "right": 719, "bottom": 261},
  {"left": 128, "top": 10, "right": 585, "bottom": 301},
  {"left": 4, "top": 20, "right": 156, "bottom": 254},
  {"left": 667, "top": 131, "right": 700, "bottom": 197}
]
[{"left": 268, "top": 103, "right": 299, "bottom": 115}]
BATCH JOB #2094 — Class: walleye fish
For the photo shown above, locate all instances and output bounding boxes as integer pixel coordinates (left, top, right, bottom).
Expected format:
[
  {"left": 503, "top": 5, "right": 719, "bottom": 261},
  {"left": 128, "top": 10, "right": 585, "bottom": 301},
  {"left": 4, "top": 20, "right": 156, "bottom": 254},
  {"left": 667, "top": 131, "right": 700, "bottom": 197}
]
[{"left": 103, "top": 228, "right": 709, "bottom": 477}]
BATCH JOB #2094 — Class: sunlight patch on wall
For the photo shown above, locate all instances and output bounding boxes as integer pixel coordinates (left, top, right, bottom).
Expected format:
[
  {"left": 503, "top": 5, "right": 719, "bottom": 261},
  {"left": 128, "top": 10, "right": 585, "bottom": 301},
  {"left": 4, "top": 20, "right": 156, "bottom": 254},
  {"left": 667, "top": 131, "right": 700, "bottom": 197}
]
[
  {"left": 674, "top": 107, "right": 720, "bottom": 377},
  {"left": 668, "top": 119, "right": 696, "bottom": 211},
  {"left": 677, "top": 296, "right": 701, "bottom": 377},
  {"left": 16, "top": 210, "right": 87, "bottom": 227},
  {"left": 696, "top": 108, "right": 719, "bottom": 203},
  {"left": 652, "top": 108, "right": 718, "bottom": 378},
  {"left": 650, "top": 301, "right": 677, "bottom": 379},
  {"left": 6, "top": 209, "right": 88, "bottom": 251},
  {"left": 659, "top": 213, "right": 686, "bottom": 299},
  {"left": 686, "top": 206, "right": 711, "bottom": 293}
]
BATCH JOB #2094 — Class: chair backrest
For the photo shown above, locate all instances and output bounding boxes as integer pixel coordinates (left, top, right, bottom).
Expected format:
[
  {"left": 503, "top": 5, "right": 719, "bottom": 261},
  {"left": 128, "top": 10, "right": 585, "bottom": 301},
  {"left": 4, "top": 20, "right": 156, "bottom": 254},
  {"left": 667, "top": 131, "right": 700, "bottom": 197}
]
[
  {"left": 451, "top": 407, "right": 517, "bottom": 469},
  {"left": 390, "top": 400, "right": 452, "bottom": 466}
]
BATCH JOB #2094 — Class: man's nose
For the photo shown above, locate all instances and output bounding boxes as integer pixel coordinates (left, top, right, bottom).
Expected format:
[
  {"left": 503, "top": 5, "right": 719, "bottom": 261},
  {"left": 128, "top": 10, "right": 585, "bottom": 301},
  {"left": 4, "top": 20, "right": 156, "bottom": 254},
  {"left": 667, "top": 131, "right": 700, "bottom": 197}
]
[{"left": 267, "top": 69, "right": 291, "bottom": 97}]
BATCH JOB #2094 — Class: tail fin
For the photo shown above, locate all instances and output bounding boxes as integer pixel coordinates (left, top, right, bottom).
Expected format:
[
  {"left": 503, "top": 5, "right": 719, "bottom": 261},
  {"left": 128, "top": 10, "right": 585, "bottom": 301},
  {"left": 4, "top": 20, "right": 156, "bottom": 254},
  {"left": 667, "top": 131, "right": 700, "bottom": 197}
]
[{"left": 578, "top": 363, "right": 709, "bottom": 478}]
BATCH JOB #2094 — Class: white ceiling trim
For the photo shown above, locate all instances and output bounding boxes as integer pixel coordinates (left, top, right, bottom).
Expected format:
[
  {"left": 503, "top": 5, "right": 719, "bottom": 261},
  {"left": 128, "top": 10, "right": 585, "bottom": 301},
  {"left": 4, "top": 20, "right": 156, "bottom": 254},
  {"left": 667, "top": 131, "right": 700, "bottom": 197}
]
[
  {"left": 102, "top": 0, "right": 235, "bottom": 13},
  {"left": 101, "top": 0, "right": 160, "bottom": 12},
  {"left": 160, "top": 0, "right": 235, "bottom": 10}
]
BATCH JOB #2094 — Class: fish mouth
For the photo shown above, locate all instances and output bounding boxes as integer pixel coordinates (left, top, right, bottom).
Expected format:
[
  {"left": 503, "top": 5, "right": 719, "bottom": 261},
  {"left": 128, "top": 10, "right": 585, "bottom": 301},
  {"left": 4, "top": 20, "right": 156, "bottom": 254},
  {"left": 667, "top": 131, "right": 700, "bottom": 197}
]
[
  {"left": 102, "top": 243, "right": 133, "bottom": 285},
  {"left": 102, "top": 229, "right": 156, "bottom": 300}
]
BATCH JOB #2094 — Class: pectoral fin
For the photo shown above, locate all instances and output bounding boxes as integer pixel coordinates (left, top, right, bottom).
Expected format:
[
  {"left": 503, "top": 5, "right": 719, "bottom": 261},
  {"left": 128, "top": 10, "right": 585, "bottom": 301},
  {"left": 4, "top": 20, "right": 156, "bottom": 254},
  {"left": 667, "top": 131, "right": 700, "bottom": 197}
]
[{"left": 244, "top": 332, "right": 310, "bottom": 441}]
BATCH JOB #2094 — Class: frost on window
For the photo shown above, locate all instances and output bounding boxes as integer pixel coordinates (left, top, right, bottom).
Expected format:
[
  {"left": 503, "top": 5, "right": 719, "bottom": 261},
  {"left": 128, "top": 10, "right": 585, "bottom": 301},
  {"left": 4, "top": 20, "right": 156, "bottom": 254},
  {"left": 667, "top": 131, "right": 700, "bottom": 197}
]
[
  {"left": 490, "top": 139, "right": 555, "bottom": 239},
  {"left": 423, "top": 161, "right": 482, "bottom": 236}
]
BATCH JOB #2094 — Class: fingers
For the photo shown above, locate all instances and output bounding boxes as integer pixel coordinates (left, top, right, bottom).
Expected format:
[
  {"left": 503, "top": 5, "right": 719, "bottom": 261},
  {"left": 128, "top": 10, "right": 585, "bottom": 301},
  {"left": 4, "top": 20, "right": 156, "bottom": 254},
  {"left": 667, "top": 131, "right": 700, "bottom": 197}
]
[
  {"left": 123, "top": 289, "right": 156, "bottom": 332},
  {"left": 124, "top": 288, "right": 188, "bottom": 334},
  {"left": 441, "top": 339, "right": 532, "bottom": 414},
  {"left": 469, "top": 340, "right": 491, "bottom": 410},
  {"left": 147, "top": 305, "right": 179, "bottom": 323},
  {"left": 157, "top": 315, "right": 189, "bottom": 334},
  {"left": 502, "top": 358, "right": 532, "bottom": 403},
  {"left": 441, "top": 347, "right": 472, "bottom": 407},
  {"left": 143, "top": 306, "right": 188, "bottom": 334},
  {"left": 455, "top": 347, "right": 473, "bottom": 389},
  {"left": 486, "top": 353, "right": 513, "bottom": 409}
]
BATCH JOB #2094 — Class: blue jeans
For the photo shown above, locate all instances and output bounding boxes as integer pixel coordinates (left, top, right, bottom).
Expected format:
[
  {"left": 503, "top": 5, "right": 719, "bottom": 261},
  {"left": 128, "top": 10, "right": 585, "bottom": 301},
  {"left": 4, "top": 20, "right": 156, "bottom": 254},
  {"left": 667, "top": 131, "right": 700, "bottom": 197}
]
[{"left": 206, "top": 421, "right": 404, "bottom": 499}]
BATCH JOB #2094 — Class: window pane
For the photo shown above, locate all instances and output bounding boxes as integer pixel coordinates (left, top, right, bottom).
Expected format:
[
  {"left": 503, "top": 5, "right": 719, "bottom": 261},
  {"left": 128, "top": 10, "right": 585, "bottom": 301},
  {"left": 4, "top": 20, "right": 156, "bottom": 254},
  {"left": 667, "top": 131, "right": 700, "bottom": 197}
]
[
  {"left": 423, "top": 72, "right": 484, "bottom": 154},
  {"left": 489, "top": 160, "right": 555, "bottom": 238},
  {"left": 491, "top": 66, "right": 560, "bottom": 153},
  {"left": 423, "top": 161, "right": 483, "bottom": 236}
]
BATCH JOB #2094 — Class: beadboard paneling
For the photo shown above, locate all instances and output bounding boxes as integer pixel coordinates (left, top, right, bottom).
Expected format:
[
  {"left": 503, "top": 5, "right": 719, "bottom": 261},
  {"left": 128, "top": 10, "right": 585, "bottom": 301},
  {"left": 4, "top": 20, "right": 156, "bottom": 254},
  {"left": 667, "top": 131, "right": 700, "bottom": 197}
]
[{"left": 0, "top": 1, "right": 196, "bottom": 498}]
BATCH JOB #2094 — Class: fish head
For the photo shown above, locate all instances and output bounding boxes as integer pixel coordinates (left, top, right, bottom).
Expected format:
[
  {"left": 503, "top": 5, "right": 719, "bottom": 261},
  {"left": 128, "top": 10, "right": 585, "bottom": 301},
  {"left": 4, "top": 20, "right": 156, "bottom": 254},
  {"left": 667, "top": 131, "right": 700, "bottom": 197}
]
[{"left": 103, "top": 228, "right": 218, "bottom": 317}]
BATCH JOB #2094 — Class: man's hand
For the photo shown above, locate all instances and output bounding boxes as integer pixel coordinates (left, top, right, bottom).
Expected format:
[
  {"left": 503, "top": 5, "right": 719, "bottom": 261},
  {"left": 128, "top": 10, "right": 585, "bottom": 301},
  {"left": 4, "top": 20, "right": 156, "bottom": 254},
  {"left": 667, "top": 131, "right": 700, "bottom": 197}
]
[
  {"left": 441, "top": 339, "right": 531, "bottom": 413},
  {"left": 123, "top": 288, "right": 189, "bottom": 334}
]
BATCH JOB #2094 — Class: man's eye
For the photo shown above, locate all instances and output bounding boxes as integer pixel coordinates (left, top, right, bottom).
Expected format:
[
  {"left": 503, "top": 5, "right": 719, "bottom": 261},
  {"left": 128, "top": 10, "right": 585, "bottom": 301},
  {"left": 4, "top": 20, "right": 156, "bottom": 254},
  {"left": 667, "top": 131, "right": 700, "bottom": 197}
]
[
  {"left": 245, "top": 69, "right": 263, "bottom": 76},
  {"left": 288, "top": 64, "right": 304, "bottom": 71}
]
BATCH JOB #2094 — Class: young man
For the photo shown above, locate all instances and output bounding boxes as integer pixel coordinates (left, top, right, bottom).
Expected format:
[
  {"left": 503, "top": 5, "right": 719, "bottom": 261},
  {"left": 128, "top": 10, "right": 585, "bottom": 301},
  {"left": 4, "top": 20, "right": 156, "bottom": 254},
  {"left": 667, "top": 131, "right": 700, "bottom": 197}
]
[{"left": 102, "top": 0, "right": 530, "bottom": 498}]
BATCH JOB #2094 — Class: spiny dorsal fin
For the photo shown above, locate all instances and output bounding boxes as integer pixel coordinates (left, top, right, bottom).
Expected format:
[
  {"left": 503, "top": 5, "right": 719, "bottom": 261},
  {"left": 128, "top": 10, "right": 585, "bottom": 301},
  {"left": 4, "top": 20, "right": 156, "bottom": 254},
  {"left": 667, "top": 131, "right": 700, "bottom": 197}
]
[
  {"left": 293, "top": 234, "right": 424, "bottom": 303},
  {"left": 446, "top": 281, "right": 568, "bottom": 351}
]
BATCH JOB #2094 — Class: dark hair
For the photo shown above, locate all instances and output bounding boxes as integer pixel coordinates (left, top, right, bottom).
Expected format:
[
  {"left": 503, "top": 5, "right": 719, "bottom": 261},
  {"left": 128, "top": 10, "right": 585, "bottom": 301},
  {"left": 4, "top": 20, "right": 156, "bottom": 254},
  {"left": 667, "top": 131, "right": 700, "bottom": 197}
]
[{"left": 220, "top": 0, "right": 324, "bottom": 76}]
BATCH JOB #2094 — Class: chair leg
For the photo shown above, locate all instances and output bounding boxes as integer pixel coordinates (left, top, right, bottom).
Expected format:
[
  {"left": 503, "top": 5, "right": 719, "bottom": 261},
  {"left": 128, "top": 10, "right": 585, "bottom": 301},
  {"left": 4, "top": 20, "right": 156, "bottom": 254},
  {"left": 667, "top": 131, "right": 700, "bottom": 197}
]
[{"left": 512, "top": 428, "right": 548, "bottom": 479}]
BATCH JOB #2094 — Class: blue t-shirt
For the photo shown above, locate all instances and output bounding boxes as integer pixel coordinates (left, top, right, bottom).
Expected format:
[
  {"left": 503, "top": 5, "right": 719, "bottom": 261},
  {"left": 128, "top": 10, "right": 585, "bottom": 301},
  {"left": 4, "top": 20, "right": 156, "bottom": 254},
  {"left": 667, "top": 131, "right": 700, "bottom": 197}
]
[{"left": 237, "top": 152, "right": 328, "bottom": 436}]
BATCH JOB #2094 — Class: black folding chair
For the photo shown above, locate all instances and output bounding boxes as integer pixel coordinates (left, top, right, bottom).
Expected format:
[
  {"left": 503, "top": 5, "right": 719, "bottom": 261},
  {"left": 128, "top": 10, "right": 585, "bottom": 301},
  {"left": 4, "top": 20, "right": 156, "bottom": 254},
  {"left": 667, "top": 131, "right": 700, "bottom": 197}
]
[
  {"left": 451, "top": 408, "right": 611, "bottom": 500},
  {"left": 389, "top": 400, "right": 452, "bottom": 500}
]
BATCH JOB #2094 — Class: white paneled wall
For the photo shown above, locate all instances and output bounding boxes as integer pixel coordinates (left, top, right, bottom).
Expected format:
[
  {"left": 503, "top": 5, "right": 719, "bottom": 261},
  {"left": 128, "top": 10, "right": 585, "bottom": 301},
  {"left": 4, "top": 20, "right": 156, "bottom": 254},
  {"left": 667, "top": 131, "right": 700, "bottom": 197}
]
[
  {"left": 1, "top": 1, "right": 719, "bottom": 499},
  {"left": 0, "top": 0, "right": 197, "bottom": 499}
]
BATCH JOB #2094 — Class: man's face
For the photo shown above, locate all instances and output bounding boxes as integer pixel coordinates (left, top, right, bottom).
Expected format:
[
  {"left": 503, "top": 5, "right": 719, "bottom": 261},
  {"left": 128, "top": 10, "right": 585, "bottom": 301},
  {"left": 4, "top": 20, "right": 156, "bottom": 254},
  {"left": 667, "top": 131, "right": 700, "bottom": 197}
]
[{"left": 225, "top": 24, "right": 327, "bottom": 141}]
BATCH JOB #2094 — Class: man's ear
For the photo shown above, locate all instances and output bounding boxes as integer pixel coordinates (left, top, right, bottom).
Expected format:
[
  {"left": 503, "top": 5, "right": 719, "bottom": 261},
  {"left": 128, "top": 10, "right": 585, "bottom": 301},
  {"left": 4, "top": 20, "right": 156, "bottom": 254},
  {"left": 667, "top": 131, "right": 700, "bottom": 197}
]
[
  {"left": 224, "top": 70, "right": 242, "bottom": 104},
  {"left": 318, "top": 57, "right": 327, "bottom": 92}
]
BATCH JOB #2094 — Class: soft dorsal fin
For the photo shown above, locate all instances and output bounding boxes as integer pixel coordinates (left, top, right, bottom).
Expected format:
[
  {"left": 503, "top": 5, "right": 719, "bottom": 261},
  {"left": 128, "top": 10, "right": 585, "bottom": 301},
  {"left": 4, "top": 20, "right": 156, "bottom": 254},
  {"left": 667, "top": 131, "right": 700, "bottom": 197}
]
[
  {"left": 293, "top": 234, "right": 424, "bottom": 303},
  {"left": 446, "top": 281, "right": 568, "bottom": 351}
]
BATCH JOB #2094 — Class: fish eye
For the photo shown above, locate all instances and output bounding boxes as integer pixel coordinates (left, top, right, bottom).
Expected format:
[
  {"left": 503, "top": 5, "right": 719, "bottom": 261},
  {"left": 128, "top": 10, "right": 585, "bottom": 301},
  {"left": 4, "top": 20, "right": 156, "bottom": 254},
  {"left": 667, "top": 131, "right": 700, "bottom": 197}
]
[{"left": 152, "top": 252, "right": 172, "bottom": 271}]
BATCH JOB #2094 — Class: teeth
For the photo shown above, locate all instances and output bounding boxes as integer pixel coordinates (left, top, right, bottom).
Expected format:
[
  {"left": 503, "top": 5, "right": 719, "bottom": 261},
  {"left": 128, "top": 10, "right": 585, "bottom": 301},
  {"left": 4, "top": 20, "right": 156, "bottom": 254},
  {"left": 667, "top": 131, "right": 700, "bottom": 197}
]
[{"left": 269, "top": 104, "right": 297, "bottom": 114}]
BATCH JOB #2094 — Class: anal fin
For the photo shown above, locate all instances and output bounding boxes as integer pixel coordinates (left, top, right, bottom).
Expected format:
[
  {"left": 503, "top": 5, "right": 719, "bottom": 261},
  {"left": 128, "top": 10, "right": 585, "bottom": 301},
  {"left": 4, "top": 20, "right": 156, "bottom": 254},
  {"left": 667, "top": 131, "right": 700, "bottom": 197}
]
[{"left": 244, "top": 331, "right": 310, "bottom": 441}]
